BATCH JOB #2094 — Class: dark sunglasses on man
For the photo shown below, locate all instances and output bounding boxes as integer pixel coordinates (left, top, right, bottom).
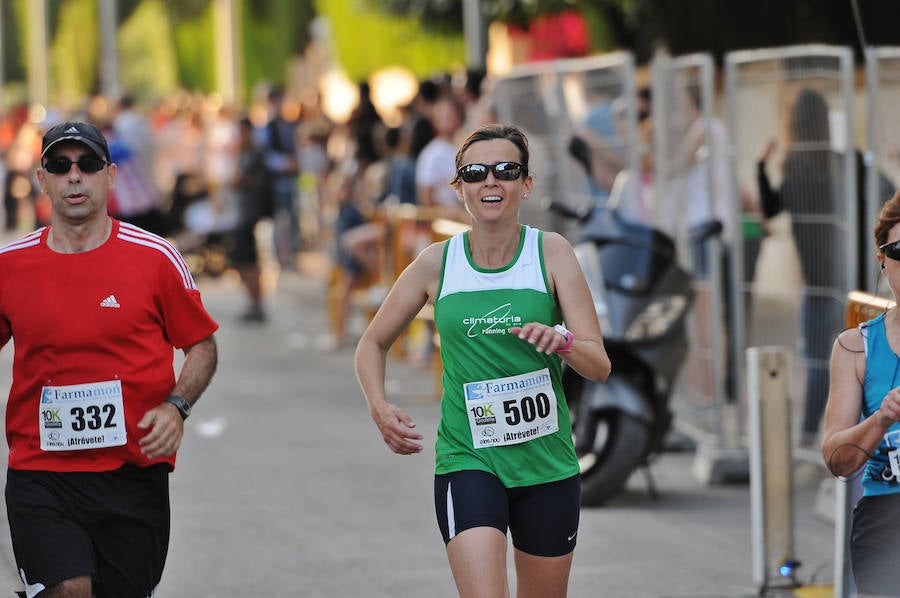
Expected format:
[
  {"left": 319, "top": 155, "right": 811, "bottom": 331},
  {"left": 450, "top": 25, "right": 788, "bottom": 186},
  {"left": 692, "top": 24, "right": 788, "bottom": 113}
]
[
  {"left": 42, "top": 155, "right": 108, "bottom": 175},
  {"left": 457, "top": 161, "right": 526, "bottom": 184}
]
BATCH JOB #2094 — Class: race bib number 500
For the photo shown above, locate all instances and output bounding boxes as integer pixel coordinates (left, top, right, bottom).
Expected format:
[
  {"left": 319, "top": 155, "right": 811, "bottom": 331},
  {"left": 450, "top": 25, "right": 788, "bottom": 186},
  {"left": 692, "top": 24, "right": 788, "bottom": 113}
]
[
  {"left": 463, "top": 368, "right": 559, "bottom": 449},
  {"left": 40, "top": 380, "right": 127, "bottom": 451}
]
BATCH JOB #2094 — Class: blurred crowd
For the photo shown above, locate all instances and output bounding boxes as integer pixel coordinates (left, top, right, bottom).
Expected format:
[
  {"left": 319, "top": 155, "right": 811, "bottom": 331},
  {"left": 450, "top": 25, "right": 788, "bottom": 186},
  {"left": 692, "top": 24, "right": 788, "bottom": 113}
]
[{"left": 0, "top": 69, "right": 496, "bottom": 333}]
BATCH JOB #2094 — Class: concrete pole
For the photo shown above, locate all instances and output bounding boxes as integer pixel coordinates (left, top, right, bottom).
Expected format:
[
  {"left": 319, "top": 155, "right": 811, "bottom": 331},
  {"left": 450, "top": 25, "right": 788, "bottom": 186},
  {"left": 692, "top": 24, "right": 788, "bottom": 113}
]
[
  {"left": 462, "top": 0, "right": 487, "bottom": 71},
  {"left": 213, "top": 0, "right": 240, "bottom": 106},
  {"left": 747, "top": 346, "right": 796, "bottom": 592},
  {"left": 98, "top": 0, "right": 120, "bottom": 100},
  {"left": 27, "top": 0, "right": 48, "bottom": 107}
]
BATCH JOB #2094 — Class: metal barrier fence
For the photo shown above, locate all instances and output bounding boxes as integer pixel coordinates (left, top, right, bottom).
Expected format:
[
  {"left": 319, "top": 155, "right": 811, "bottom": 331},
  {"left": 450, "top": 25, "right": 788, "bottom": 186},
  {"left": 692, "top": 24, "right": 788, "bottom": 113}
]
[
  {"left": 492, "top": 45, "right": 861, "bottom": 450},
  {"left": 493, "top": 52, "right": 734, "bottom": 448},
  {"left": 724, "top": 44, "right": 857, "bottom": 447},
  {"left": 491, "top": 52, "right": 640, "bottom": 231},
  {"left": 650, "top": 52, "right": 732, "bottom": 447},
  {"left": 864, "top": 47, "right": 900, "bottom": 291},
  {"left": 491, "top": 45, "right": 872, "bottom": 444},
  {"left": 489, "top": 42, "right": 899, "bottom": 595}
]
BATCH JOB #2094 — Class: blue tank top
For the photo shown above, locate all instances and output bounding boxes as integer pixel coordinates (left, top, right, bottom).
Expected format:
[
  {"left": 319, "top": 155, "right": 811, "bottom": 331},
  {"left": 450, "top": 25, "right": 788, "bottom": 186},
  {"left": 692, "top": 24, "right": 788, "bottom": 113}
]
[{"left": 861, "top": 312, "right": 900, "bottom": 496}]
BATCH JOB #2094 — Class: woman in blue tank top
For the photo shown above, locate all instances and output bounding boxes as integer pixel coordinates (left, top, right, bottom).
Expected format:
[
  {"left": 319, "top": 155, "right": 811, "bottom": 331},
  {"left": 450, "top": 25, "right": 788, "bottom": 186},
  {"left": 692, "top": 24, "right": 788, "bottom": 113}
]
[{"left": 823, "top": 190, "right": 900, "bottom": 596}]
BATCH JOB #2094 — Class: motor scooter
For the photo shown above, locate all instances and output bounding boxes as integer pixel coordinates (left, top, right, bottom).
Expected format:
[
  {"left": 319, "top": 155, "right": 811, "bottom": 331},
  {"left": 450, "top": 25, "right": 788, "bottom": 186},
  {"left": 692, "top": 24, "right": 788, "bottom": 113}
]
[{"left": 550, "top": 198, "right": 696, "bottom": 506}]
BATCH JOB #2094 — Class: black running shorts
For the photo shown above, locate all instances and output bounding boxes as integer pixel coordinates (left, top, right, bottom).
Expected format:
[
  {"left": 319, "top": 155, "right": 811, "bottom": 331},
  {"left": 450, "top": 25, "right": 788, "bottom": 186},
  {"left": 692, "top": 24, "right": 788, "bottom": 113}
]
[
  {"left": 851, "top": 493, "right": 900, "bottom": 597},
  {"left": 6, "top": 464, "right": 170, "bottom": 598},
  {"left": 434, "top": 470, "right": 580, "bottom": 557}
]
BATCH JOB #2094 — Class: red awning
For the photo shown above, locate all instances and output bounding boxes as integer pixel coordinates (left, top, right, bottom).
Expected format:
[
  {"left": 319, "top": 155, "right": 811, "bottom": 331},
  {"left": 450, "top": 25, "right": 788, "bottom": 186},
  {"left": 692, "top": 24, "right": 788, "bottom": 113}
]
[{"left": 507, "top": 10, "right": 591, "bottom": 61}]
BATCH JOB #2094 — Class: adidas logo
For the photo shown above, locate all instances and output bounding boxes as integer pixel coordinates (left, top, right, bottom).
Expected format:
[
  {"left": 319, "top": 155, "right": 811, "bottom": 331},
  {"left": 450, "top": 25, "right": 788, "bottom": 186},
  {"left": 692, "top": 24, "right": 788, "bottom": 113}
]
[
  {"left": 100, "top": 295, "right": 120, "bottom": 309},
  {"left": 65, "top": 126, "right": 80, "bottom": 133}
]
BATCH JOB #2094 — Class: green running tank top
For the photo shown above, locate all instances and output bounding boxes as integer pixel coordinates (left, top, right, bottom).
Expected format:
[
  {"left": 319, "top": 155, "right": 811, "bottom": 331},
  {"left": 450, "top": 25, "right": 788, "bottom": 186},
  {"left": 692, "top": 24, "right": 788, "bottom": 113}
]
[{"left": 433, "top": 225, "right": 579, "bottom": 487}]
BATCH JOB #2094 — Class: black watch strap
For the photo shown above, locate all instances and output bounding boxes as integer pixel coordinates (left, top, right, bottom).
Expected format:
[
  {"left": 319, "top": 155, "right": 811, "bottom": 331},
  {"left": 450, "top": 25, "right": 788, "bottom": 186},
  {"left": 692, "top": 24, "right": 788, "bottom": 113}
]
[{"left": 164, "top": 395, "right": 192, "bottom": 420}]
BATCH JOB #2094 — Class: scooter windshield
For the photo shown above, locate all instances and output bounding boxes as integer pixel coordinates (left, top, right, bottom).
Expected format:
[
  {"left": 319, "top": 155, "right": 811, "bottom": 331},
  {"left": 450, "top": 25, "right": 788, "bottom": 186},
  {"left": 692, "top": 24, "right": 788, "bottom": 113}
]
[
  {"left": 581, "top": 210, "right": 676, "bottom": 296},
  {"left": 600, "top": 240, "right": 674, "bottom": 295}
]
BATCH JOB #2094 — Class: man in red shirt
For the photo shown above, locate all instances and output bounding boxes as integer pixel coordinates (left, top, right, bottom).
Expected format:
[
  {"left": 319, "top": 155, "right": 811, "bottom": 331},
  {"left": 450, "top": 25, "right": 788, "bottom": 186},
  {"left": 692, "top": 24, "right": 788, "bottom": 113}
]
[{"left": 0, "top": 121, "right": 219, "bottom": 598}]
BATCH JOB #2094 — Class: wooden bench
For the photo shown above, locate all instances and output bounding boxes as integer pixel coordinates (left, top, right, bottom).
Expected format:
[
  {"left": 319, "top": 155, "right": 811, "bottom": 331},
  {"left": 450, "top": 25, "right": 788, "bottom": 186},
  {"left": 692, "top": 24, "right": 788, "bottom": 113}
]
[
  {"left": 324, "top": 203, "right": 469, "bottom": 385},
  {"left": 325, "top": 262, "right": 381, "bottom": 345},
  {"left": 407, "top": 217, "right": 471, "bottom": 398}
]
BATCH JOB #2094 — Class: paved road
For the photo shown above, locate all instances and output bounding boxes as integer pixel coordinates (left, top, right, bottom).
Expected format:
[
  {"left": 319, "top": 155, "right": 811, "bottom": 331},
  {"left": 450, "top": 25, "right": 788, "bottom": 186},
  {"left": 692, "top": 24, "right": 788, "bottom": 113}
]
[{"left": 0, "top": 262, "right": 837, "bottom": 597}]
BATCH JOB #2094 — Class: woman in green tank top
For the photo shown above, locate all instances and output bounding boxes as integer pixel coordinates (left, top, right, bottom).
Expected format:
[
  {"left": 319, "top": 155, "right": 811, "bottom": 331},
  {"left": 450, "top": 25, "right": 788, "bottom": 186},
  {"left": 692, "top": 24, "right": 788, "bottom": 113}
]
[{"left": 356, "top": 124, "right": 611, "bottom": 597}]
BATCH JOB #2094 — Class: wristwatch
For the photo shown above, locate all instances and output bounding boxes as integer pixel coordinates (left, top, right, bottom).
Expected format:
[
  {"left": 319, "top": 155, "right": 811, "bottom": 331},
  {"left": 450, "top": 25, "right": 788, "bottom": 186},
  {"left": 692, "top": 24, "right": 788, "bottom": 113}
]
[
  {"left": 553, "top": 324, "right": 574, "bottom": 354},
  {"left": 164, "top": 395, "right": 192, "bottom": 420}
]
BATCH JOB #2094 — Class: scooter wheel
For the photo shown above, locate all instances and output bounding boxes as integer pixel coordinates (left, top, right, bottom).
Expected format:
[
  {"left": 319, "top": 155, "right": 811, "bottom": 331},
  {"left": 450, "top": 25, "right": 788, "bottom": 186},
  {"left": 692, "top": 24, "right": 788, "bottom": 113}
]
[{"left": 578, "top": 410, "right": 650, "bottom": 507}]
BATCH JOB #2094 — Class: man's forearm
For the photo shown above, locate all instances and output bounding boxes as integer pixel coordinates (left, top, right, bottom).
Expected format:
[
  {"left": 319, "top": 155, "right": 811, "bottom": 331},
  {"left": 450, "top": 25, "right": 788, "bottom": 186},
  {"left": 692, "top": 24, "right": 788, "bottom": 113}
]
[{"left": 172, "top": 335, "right": 218, "bottom": 405}]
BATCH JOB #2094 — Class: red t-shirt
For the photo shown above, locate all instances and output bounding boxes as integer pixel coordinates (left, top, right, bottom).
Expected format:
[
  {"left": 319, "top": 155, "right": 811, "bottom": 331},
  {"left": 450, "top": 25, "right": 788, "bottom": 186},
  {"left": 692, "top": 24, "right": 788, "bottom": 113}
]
[{"left": 0, "top": 220, "right": 219, "bottom": 472}]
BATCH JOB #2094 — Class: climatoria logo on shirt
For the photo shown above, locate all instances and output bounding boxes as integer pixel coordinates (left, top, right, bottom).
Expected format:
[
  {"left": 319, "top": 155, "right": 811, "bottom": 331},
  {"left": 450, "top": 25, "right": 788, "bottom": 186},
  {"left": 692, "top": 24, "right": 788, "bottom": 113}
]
[{"left": 462, "top": 303, "right": 523, "bottom": 337}]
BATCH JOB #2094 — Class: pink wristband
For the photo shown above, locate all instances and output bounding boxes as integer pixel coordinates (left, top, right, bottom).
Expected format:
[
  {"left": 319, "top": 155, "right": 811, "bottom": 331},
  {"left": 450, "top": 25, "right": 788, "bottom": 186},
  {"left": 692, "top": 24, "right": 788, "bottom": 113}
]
[{"left": 554, "top": 324, "right": 574, "bottom": 354}]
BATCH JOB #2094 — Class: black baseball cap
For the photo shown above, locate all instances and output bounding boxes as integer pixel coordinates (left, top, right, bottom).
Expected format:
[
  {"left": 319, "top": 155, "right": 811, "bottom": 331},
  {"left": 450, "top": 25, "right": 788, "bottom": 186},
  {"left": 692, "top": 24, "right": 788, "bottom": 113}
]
[{"left": 40, "top": 121, "right": 111, "bottom": 163}]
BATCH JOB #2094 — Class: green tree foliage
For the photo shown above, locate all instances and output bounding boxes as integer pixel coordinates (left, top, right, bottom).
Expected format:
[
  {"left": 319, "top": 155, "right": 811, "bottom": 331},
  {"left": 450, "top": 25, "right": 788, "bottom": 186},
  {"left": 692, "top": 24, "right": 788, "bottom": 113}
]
[
  {"left": 172, "top": 2, "right": 215, "bottom": 92},
  {"left": 118, "top": 0, "right": 181, "bottom": 100},
  {"left": 618, "top": 0, "right": 900, "bottom": 64},
  {"left": 315, "top": 0, "right": 466, "bottom": 82},
  {"left": 371, "top": 0, "right": 900, "bottom": 65},
  {"left": 2, "top": 2, "right": 25, "bottom": 84},
  {"left": 242, "top": 0, "right": 315, "bottom": 92},
  {"left": 368, "top": 0, "right": 617, "bottom": 56},
  {"left": 370, "top": 0, "right": 589, "bottom": 29},
  {"left": 49, "top": 0, "right": 99, "bottom": 106}
]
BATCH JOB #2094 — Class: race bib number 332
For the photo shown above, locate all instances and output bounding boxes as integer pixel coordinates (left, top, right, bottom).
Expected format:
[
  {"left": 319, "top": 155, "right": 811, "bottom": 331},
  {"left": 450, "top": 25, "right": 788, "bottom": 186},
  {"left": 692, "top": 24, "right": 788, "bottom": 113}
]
[
  {"left": 40, "top": 380, "right": 127, "bottom": 451},
  {"left": 463, "top": 368, "right": 559, "bottom": 449}
]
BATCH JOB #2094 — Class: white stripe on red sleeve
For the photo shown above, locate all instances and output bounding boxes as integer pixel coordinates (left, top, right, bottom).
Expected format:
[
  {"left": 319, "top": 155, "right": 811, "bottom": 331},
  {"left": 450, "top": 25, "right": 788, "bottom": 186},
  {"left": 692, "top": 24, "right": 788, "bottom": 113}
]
[{"left": 118, "top": 223, "right": 197, "bottom": 290}]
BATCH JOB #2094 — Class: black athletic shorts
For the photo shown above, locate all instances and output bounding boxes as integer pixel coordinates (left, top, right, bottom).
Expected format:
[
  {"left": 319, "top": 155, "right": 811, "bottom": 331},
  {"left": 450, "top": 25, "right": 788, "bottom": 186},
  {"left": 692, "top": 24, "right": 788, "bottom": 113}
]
[
  {"left": 851, "top": 493, "right": 900, "bottom": 596},
  {"left": 6, "top": 464, "right": 170, "bottom": 598},
  {"left": 228, "top": 223, "right": 259, "bottom": 267},
  {"left": 434, "top": 470, "right": 580, "bottom": 557}
]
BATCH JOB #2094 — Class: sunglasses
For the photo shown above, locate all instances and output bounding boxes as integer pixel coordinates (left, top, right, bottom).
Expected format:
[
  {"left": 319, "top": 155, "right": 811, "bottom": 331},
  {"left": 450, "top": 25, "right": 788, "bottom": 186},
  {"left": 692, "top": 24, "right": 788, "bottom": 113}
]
[
  {"left": 43, "top": 155, "right": 108, "bottom": 175},
  {"left": 457, "top": 161, "right": 526, "bottom": 183},
  {"left": 881, "top": 240, "right": 900, "bottom": 261}
]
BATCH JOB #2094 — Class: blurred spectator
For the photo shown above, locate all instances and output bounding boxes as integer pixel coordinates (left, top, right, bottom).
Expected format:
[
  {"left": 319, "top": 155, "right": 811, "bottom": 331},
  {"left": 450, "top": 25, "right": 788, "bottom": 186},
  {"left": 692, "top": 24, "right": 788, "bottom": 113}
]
[
  {"left": 415, "top": 95, "right": 467, "bottom": 218},
  {"left": 154, "top": 102, "right": 205, "bottom": 202},
  {"left": 327, "top": 167, "right": 386, "bottom": 348},
  {"left": 347, "top": 82, "right": 385, "bottom": 172},
  {"left": 605, "top": 116, "right": 660, "bottom": 227},
  {"left": 113, "top": 93, "right": 157, "bottom": 184},
  {"left": 204, "top": 103, "right": 239, "bottom": 198},
  {"left": 409, "top": 114, "right": 435, "bottom": 164},
  {"left": 677, "top": 83, "right": 756, "bottom": 403},
  {"left": 757, "top": 86, "right": 843, "bottom": 447},
  {"left": 3, "top": 121, "right": 42, "bottom": 231},
  {"left": 259, "top": 86, "right": 300, "bottom": 269},
  {"left": 102, "top": 122, "right": 168, "bottom": 235},
  {"left": 0, "top": 149, "right": 5, "bottom": 228},
  {"left": 407, "top": 79, "right": 440, "bottom": 159},
  {"left": 296, "top": 94, "right": 333, "bottom": 248},
  {"left": 679, "top": 84, "right": 755, "bottom": 272},
  {"left": 458, "top": 68, "right": 490, "bottom": 133},
  {"left": 569, "top": 96, "right": 627, "bottom": 209},
  {"left": 378, "top": 126, "right": 417, "bottom": 205},
  {"left": 229, "top": 117, "right": 271, "bottom": 323},
  {"left": 569, "top": 87, "right": 651, "bottom": 213}
]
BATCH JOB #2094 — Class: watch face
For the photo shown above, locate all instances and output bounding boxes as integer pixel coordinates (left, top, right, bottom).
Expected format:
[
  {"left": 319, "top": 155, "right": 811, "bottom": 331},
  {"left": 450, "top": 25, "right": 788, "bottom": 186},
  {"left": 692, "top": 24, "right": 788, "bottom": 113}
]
[
  {"left": 554, "top": 324, "right": 570, "bottom": 337},
  {"left": 168, "top": 396, "right": 191, "bottom": 418}
]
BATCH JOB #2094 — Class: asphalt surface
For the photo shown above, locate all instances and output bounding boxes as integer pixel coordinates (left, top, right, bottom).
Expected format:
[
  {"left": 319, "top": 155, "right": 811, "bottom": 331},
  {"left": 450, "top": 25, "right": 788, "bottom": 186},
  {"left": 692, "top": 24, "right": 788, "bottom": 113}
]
[{"left": 0, "top": 256, "right": 838, "bottom": 597}]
